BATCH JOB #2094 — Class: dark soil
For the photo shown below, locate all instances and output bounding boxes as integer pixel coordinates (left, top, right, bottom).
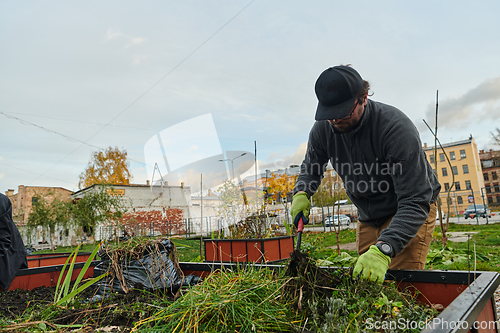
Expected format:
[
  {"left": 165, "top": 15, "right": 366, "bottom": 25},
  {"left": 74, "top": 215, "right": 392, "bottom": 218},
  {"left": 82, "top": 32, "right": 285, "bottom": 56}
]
[{"left": 0, "top": 285, "right": 175, "bottom": 332}]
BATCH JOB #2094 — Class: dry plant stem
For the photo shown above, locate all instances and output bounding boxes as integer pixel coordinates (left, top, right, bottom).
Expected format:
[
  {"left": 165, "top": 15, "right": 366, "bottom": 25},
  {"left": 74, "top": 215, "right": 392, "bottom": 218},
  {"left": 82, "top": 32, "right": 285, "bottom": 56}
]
[
  {"left": 298, "top": 285, "right": 303, "bottom": 310},
  {"left": 2, "top": 321, "right": 57, "bottom": 331}
]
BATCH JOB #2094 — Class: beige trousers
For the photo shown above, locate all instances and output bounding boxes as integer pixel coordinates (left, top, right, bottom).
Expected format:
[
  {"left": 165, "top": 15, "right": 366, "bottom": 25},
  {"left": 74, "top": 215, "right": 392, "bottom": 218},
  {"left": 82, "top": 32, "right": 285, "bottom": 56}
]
[{"left": 356, "top": 202, "right": 437, "bottom": 270}]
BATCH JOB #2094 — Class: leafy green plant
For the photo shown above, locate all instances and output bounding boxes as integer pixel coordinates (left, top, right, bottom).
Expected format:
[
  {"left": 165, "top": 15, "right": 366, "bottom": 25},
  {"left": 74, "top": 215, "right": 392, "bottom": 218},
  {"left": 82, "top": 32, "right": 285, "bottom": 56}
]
[
  {"left": 426, "top": 246, "right": 489, "bottom": 266},
  {"left": 54, "top": 241, "right": 108, "bottom": 306},
  {"left": 316, "top": 251, "right": 356, "bottom": 266}
]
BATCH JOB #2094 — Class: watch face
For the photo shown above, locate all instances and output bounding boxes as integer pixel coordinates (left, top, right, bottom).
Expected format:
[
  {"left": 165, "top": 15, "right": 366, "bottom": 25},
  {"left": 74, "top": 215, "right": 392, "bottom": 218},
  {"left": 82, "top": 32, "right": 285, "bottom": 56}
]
[{"left": 381, "top": 243, "right": 391, "bottom": 254}]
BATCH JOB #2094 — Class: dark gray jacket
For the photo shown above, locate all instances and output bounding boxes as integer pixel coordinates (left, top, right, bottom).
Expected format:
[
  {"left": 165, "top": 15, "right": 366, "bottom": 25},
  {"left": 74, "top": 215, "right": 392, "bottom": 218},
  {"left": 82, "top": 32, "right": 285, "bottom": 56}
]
[
  {"left": 294, "top": 99, "right": 441, "bottom": 256},
  {"left": 0, "top": 193, "right": 28, "bottom": 290}
]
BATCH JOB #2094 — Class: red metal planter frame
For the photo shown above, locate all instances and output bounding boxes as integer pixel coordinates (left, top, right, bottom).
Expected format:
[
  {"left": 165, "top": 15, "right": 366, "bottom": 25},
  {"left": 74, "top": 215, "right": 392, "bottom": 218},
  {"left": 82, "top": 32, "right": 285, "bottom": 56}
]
[
  {"left": 180, "top": 262, "right": 500, "bottom": 333},
  {"left": 203, "top": 235, "right": 294, "bottom": 263}
]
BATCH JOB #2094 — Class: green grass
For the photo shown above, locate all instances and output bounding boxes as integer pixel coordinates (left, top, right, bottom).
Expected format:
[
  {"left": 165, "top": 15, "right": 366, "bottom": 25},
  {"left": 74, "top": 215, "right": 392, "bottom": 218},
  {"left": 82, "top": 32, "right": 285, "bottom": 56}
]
[
  {"left": 30, "top": 222, "right": 500, "bottom": 272},
  {"left": 301, "top": 228, "right": 358, "bottom": 259},
  {"left": 427, "top": 223, "right": 500, "bottom": 271},
  {"left": 32, "top": 237, "right": 202, "bottom": 262},
  {"left": 171, "top": 237, "right": 203, "bottom": 262}
]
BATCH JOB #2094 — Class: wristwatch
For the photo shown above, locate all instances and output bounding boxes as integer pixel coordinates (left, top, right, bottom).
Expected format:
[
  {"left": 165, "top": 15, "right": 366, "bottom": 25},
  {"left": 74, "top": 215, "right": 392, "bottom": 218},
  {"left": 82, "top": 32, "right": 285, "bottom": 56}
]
[{"left": 376, "top": 242, "right": 393, "bottom": 258}]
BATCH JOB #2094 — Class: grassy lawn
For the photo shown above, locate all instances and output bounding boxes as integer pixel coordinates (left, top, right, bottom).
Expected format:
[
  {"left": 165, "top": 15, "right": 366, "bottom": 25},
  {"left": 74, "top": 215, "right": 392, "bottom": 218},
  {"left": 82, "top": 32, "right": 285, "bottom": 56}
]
[
  {"left": 427, "top": 223, "right": 500, "bottom": 271},
  {"left": 30, "top": 222, "right": 500, "bottom": 272},
  {"left": 297, "top": 222, "right": 500, "bottom": 272},
  {"left": 32, "top": 237, "right": 202, "bottom": 262}
]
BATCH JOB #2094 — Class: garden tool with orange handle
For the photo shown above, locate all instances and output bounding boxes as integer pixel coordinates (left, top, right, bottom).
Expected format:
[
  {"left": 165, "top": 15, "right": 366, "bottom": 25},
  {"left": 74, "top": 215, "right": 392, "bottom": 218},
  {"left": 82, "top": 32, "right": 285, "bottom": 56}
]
[{"left": 295, "top": 212, "right": 305, "bottom": 251}]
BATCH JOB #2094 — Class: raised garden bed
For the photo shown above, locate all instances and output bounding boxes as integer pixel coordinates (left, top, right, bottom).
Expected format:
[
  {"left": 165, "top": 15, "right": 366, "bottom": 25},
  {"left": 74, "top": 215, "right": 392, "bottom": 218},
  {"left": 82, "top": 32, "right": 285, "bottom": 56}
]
[
  {"left": 27, "top": 252, "right": 92, "bottom": 268},
  {"left": 203, "top": 235, "right": 294, "bottom": 263},
  {"left": 181, "top": 262, "right": 500, "bottom": 333},
  {"left": 3, "top": 256, "right": 499, "bottom": 332},
  {"left": 0, "top": 252, "right": 95, "bottom": 291}
]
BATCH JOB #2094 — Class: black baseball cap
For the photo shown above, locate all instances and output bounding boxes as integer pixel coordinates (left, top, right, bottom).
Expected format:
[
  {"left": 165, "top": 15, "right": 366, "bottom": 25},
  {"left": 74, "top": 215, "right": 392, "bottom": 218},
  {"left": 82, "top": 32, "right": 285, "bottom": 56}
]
[{"left": 314, "top": 66, "right": 364, "bottom": 121}]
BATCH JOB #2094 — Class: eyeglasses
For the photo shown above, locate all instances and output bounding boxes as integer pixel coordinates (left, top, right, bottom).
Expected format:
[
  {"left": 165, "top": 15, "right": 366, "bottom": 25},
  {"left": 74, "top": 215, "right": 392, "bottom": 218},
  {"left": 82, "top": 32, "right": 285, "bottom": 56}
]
[{"left": 332, "top": 100, "right": 358, "bottom": 121}]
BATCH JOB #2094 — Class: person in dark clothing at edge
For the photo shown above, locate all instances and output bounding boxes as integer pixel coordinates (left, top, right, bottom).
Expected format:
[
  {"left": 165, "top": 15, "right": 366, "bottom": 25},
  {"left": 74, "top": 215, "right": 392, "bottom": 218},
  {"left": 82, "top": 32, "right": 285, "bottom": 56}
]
[
  {"left": 0, "top": 192, "right": 28, "bottom": 290},
  {"left": 290, "top": 65, "right": 441, "bottom": 283}
]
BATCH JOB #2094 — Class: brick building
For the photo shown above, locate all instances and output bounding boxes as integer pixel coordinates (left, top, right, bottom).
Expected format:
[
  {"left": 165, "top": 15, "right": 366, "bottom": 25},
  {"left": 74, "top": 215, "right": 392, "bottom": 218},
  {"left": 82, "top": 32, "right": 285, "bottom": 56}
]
[
  {"left": 5, "top": 185, "right": 72, "bottom": 225},
  {"left": 479, "top": 149, "right": 500, "bottom": 207}
]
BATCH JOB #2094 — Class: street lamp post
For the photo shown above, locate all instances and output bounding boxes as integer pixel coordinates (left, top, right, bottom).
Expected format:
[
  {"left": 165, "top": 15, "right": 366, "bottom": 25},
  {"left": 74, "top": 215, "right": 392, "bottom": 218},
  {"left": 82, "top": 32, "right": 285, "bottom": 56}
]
[{"left": 219, "top": 153, "right": 247, "bottom": 180}]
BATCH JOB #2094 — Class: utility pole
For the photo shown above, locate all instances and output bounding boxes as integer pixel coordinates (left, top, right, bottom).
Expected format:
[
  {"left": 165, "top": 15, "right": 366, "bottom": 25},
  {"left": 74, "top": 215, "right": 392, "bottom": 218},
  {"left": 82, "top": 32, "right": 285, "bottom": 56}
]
[{"left": 255, "top": 141, "right": 258, "bottom": 204}]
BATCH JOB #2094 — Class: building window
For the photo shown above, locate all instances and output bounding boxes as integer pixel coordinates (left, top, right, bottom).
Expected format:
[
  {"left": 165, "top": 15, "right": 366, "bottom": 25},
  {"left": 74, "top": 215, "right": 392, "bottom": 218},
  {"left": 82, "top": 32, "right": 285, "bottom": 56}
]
[
  {"left": 493, "top": 172, "right": 498, "bottom": 180},
  {"left": 460, "top": 150, "right": 466, "bottom": 159},
  {"left": 31, "top": 197, "right": 38, "bottom": 204},
  {"left": 455, "top": 182, "right": 461, "bottom": 190},
  {"left": 450, "top": 151, "right": 456, "bottom": 160},
  {"left": 489, "top": 197, "right": 494, "bottom": 204},
  {"left": 462, "top": 164, "right": 469, "bottom": 174},
  {"left": 457, "top": 196, "right": 463, "bottom": 205},
  {"left": 465, "top": 180, "right": 471, "bottom": 189},
  {"left": 497, "top": 195, "right": 500, "bottom": 203},
  {"left": 486, "top": 185, "right": 491, "bottom": 193},
  {"left": 447, "top": 197, "right": 453, "bottom": 205},
  {"left": 442, "top": 167, "right": 448, "bottom": 177},
  {"left": 452, "top": 166, "right": 458, "bottom": 175},
  {"left": 432, "top": 169, "right": 437, "bottom": 176},
  {"left": 484, "top": 173, "right": 489, "bottom": 181},
  {"left": 495, "top": 183, "right": 500, "bottom": 193},
  {"left": 439, "top": 153, "right": 445, "bottom": 162},
  {"left": 483, "top": 160, "right": 493, "bottom": 168},
  {"left": 429, "top": 155, "right": 434, "bottom": 163},
  {"left": 444, "top": 183, "right": 450, "bottom": 191}
]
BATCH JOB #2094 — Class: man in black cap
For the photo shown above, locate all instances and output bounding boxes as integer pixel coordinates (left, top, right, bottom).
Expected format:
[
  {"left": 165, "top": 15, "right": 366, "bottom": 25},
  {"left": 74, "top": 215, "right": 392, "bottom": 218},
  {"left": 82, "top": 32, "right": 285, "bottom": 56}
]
[
  {"left": 0, "top": 193, "right": 28, "bottom": 290},
  {"left": 290, "top": 65, "right": 441, "bottom": 283}
]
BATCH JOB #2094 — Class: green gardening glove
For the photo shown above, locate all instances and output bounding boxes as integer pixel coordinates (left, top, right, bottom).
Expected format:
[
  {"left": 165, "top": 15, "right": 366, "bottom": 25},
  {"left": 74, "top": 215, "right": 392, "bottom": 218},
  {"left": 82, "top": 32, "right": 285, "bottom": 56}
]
[
  {"left": 290, "top": 192, "right": 310, "bottom": 228},
  {"left": 353, "top": 245, "right": 391, "bottom": 284}
]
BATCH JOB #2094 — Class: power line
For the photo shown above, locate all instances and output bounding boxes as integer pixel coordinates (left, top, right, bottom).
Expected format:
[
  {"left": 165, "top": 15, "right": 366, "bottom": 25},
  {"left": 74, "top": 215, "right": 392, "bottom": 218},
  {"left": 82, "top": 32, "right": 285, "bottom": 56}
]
[
  {"left": 0, "top": 110, "right": 154, "bottom": 131},
  {"left": 24, "top": 0, "right": 256, "bottom": 185},
  {"left": 84, "top": 0, "right": 256, "bottom": 143},
  {"left": 0, "top": 111, "right": 102, "bottom": 150},
  {"left": 0, "top": 162, "right": 76, "bottom": 189}
]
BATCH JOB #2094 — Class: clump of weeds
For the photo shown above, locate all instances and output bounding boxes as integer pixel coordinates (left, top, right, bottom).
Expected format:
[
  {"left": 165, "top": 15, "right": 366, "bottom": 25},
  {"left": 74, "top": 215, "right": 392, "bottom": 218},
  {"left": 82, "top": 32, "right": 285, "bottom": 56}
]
[{"left": 284, "top": 250, "right": 438, "bottom": 332}]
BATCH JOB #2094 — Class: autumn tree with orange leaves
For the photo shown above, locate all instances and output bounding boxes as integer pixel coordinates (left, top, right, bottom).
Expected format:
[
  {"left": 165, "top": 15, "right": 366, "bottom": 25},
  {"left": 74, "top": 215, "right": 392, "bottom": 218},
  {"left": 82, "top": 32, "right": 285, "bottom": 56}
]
[
  {"left": 79, "top": 147, "right": 132, "bottom": 189},
  {"left": 265, "top": 172, "right": 298, "bottom": 204}
]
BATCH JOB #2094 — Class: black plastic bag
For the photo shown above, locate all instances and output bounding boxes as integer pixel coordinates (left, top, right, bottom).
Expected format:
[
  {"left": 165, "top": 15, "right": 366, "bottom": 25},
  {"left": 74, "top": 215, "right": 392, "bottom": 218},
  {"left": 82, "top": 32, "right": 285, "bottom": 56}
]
[
  {"left": 93, "top": 239, "right": 200, "bottom": 297},
  {"left": 0, "top": 193, "right": 28, "bottom": 290}
]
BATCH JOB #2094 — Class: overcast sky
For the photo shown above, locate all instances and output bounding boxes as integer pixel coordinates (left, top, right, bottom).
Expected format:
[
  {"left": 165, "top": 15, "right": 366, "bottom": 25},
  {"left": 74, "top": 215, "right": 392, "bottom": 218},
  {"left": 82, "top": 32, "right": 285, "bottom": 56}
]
[{"left": 2, "top": 1, "right": 500, "bottom": 195}]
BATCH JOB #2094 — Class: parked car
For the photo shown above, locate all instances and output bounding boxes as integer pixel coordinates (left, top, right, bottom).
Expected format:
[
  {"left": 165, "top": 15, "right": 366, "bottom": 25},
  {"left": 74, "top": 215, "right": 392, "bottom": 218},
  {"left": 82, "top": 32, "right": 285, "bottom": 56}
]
[
  {"left": 324, "top": 214, "right": 351, "bottom": 226},
  {"left": 463, "top": 204, "right": 492, "bottom": 219}
]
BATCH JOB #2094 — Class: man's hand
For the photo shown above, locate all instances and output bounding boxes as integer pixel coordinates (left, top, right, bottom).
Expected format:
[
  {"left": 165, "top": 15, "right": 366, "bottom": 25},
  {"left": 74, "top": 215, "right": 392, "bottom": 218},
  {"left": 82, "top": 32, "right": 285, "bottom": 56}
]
[
  {"left": 353, "top": 245, "right": 391, "bottom": 283},
  {"left": 290, "top": 192, "right": 310, "bottom": 228}
]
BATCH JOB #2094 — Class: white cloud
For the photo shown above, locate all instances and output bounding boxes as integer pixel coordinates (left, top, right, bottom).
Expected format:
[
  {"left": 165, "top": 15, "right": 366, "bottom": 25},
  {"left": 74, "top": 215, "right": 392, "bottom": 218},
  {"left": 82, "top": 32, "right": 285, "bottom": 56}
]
[
  {"left": 105, "top": 27, "right": 123, "bottom": 40},
  {"left": 423, "top": 77, "right": 500, "bottom": 130},
  {"left": 131, "top": 37, "right": 145, "bottom": 44},
  {"left": 133, "top": 54, "right": 148, "bottom": 65},
  {"left": 260, "top": 142, "right": 307, "bottom": 171}
]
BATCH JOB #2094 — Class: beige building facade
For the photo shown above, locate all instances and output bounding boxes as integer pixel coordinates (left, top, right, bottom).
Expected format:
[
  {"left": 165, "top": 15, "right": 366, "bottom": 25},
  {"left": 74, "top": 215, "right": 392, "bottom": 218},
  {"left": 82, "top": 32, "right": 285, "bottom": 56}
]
[
  {"left": 480, "top": 149, "right": 500, "bottom": 207},
  {"left": 424, "top": 137, "right": 486, "bottom": 216}
]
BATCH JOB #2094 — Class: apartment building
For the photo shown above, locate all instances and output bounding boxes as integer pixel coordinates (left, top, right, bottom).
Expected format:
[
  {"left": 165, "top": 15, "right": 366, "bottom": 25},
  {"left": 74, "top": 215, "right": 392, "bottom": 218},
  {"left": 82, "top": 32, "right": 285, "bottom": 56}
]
[
  {"left": 480, "top": 149, "right": 500, "bottom": 206},
  {"left": 423, "top": 137, "right": 486, "bottom": 215}
]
